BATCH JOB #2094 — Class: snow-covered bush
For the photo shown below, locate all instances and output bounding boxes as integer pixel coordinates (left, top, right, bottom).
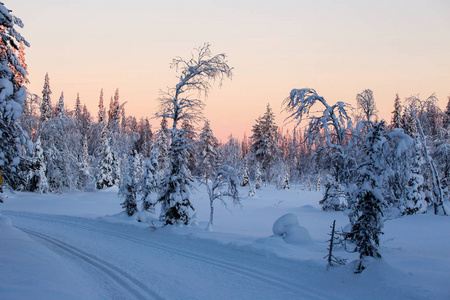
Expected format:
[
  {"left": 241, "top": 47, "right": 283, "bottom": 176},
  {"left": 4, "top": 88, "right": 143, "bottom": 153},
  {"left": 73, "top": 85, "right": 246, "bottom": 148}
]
[{"left": 272, "top": 213, "right": 313, "bottom": 245}]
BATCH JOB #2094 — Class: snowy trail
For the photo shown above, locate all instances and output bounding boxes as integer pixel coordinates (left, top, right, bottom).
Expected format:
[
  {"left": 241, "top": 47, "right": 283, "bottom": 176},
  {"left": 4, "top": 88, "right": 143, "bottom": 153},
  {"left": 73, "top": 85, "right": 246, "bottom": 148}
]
[
  {"left": 5, "top": 211, "right": 338, "bottom": 300},
  {"left": 17, "top": 227, "right": 164, "bottom": 300}
]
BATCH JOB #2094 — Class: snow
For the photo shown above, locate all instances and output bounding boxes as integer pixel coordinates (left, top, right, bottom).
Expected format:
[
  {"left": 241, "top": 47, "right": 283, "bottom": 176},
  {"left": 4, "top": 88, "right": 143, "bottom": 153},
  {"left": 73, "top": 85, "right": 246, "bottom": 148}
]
[
  {"left": 1, "top": 185, "right": 449, "bottom": 299},
  {"left": 272, "top": 213, "right": 313, "bottom": 245},
  {"left": 0, "top": 214, "right": 100, "bottom": 300}
]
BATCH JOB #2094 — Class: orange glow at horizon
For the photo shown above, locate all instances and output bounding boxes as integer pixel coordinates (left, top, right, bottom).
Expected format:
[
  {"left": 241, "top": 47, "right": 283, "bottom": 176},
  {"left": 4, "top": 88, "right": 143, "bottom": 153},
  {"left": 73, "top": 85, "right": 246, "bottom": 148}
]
[{"left": 11, "top": 0, "right": 450, "bottom": 141}]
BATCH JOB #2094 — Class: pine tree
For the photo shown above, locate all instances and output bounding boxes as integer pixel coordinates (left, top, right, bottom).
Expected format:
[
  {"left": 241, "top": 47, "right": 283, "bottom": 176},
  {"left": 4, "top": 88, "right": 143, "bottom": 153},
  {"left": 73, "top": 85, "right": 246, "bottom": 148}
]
[
  {"left": 78, "top": 135, "right": 93, "bottom": 191},
  {"left": 74, "top": 93, "right": 82, "bottom": 122},
  {"left": 346, "top": 121, "right": 387, "bottom": 273},
  {"left": 0, "top": 4, "right": 30, "bottom": 195},
  {"left": 255, "top": 164, "right": 262, "bottom": 189},
  {"left": 27, "top": 137, "right": 49, "bottom": 193},
  {"left": 96, "top": 136, "right": 115, "bottom": 189},
  {"left": 141, "top": 148, "right": 159, "bottom": 211},
  {"left": 320, "top": 175, "right": 344, "bottom": 211},
  {"left": 158, "top": 129, "right": 194, "bottom": 224},
  {"left": 56, "top": 92, "right": 65, "bottom": 117},
  {"left": 198, "top": 119, "right": 218, "bottom": 182},
  {"left": 119, "top": 155, "right": 138, "bottom": 217},
  {"left": 155, "top": 117, "right": 170, "bottom": 176},
  {"left": 281, "top": 166, "right": 290, "bottom": 189},
  {"left": 98, "top": 88, "right": 106, "bottom": 123},
  {"left": 40, "top": 73, "right": 52, "bottom": 123},
  {"left": 79, "top": 104, "right": 91, "bottom": 137},
  {"left": 403, "top": 136, "right": 426, "bottom": 214},
  {"left": 136, "top": 117, "right": 153, "bottom": 157},
  {"left": 250, "top": 104, "right": 278, "bottom": 183},
  {"left": 240, "top": 156, "right": 250, "bottom": 187},
  {"left": 181, "top": 119, "right": 197, "bottom": 173},
  {"left": 391, "top": 93, "right": 402, "bottom": 128}
]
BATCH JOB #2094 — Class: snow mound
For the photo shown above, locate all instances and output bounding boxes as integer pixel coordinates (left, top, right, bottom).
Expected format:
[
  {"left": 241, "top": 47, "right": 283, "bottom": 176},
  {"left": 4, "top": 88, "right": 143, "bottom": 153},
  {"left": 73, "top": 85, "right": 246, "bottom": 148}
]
[{"left": 272, "top": 213, "right": 313, "bottom": 245}]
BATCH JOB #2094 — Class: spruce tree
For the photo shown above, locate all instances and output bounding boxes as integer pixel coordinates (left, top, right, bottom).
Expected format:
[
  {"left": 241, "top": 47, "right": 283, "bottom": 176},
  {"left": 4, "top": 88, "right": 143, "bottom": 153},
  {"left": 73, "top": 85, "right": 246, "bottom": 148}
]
[
  {"left": 181, "top": 119, "right": 197, "bottom": 173},
  {"left": 27, "top": 137, "right": 49, "bottom": 193},
  {"left": 40, "top": 73, "right": 52, "bottom": 123},
  {"left": 96, "top": 136, "right": 115, "bottom": 189},
  {"left": 74, "top": 93, "right": 82, "bottom": 122},
  {"left": 346, "top": 121, "right": 387, "bottom": 273},
  {"left": 0, "top": 4, "right": 30, "bottom": 195},
  {"left": 240, "top": 157, "right": 250, "bottom": 187},
  {"left": 250, "top": 104, "right": 278, "bottom": 183},
  {"left": 403, "top": 136, "right": 426, "bottom": 214},
  {"left": 56, "top": 92, "right": 65, "bottom": 117},
  {"left": 198, "top": 119, "right": 218, "bottom": 182},
  {"left": 255, "top": 164, "right": 262, "bottom": 189},
  {"left": 141, "top": 148, "right": 159, "bottom": 211},
  {"left": 391, "top": 93, "right": 402, "bottom": 128},
  {"left": 119, "top": 156, "right": 138, "bottom": 217},
  {"left": 98, "top": 88, "right": 106, "bottom": 123}
]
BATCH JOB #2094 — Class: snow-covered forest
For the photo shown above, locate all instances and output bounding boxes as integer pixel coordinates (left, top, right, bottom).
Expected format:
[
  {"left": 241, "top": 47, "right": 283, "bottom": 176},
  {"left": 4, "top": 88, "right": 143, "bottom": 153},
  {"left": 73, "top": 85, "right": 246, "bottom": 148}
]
[{"left": 1, "top": 2, "right": 449, "bottom": 299}]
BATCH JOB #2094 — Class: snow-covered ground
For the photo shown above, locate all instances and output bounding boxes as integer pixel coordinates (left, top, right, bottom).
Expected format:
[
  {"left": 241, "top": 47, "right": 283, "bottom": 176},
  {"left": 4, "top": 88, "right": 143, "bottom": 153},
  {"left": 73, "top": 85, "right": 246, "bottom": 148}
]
[{"left": 1, "top": 185, "right": 449, "bottom": 299}]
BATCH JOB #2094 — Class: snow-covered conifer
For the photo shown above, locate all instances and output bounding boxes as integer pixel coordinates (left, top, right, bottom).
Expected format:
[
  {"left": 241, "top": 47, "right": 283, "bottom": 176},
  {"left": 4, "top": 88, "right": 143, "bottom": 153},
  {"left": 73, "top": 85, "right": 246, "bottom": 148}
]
[
  {"left": 0, "top": 5, "right": 31, "bottom": 192},
  {"left": 240, "top": 157, "right": 250, "bottom": 187},
  {"left": 391, "top": 94, "right": 402, "bottom": 129},
  {"left": 157, "top": 129, "right": 194, "bottom": 224},
  {"left": 96, "top": 136, "right": 115, "bottom": 189},
  {"left": 56, "top": 92, "right": 65, "bottom": 117},
  {"left": 403, "top": 136, "right": 426, "bottom": 214},
  {"left": 198, "top": 119, "right": 218, "bottom": 182},
  {"left": 136, "top": 117, "right": 153, "bottom": 157},
  {"left": 181, "top": 119, "right": 197, "bottom": 173},
  {"left": 154, "top": 123, "right": 170, "bottom": 175},
  {"left": 40, "top": 73, "right": 52, "bottom": 123},
  {"left": 346, "top": 121, "right": 387, "bottom": 273},
  {"left": 250, "top": 104, "right": 278, "bottom": 183},
  {"left": 27, "top": 137, "right": 49, "bottom": 193},
  {"left": 78, "top": 135, "right": 93, "bottom": 191},
  {"left": 74, "top": 93, "right": 82, "bottom": 122},
  {"left": 255, "top": 164, "right": 262, "bottom": 189},
  {"left": 141, "top": 148, "right": 159, "bottom": 211},
  {"left": 320, "top": 175, "right": 344, "bottom": 211},
  {"left": 40, "top": 116, "right": 81, "bottom": 192},
  {"left": 98, "top": 89, "right": 106, "bottom": 123},
  {"left": 119, "top": 156, "right": 138, "bottom": 217}
]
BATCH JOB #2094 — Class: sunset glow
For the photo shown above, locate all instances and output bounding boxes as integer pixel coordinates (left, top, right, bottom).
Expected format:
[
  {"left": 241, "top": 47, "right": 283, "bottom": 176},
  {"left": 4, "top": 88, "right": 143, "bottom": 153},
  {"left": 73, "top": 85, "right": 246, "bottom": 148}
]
[{"left": 12, "top": 0, "right": 450, "bottom": 140}]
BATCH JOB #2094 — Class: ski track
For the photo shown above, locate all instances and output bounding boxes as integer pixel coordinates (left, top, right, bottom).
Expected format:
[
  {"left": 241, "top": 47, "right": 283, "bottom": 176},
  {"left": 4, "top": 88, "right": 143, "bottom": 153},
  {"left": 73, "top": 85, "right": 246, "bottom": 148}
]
[
  {"left": 6, "top": 211, "right": 336, "bottom": 300},
  {"left": 17, "top": 227, "right": 165, "bottom": 300}
]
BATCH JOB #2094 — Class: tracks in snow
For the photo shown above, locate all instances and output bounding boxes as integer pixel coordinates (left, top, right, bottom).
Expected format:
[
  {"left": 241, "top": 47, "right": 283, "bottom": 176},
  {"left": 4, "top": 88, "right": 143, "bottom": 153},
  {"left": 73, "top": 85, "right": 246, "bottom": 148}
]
[
  {"left": 17, "top": 226, "right": 164, "bottom": 300},
  {"left": 7, "top": 211, "right": 332, "bottom": 300}
]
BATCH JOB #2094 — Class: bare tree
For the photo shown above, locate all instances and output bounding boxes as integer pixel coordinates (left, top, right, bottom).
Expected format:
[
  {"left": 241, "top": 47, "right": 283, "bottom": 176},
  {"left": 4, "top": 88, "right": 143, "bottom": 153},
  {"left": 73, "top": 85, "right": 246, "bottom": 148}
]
[
  {"left": 356, "top": 89, "right": 378, "bottom": 123},
  {"left": 156, "top": 43, "right": 233, "bottom": 225},
  {"left": 283, "top": 89, "right": 353, "bottom": 183},
  {"left": 204, "top": 165, "right": 240, "bottom": 231}
]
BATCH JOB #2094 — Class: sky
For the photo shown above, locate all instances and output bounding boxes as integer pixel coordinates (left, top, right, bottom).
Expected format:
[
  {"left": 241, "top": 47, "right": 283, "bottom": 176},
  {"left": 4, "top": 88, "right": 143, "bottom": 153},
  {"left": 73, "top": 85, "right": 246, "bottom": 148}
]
[{"left": 10, "top": 0, "right": 450, "bottom": 141}]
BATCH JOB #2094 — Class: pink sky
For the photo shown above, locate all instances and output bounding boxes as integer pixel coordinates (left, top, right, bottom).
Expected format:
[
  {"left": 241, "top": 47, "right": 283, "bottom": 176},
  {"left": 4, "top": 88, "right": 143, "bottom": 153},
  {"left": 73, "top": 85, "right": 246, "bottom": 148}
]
[{"left": 11, "top": 0, "right": 450, "bottom": 141}]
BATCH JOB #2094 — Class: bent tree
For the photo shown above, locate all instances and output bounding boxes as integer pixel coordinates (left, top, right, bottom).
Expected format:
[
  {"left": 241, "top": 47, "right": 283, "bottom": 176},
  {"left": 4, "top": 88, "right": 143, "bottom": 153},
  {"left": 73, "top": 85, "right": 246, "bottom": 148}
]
[{"left": 156, "top": 43, "right": 233, "bottom": 225}]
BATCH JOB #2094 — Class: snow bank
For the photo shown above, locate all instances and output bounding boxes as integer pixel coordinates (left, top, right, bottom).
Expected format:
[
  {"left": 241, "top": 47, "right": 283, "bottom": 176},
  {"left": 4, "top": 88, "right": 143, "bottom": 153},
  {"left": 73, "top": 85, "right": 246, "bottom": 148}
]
[
  {"left": 0, "top": 213, "right": 100, "bottom": 300},
  {"left": 272, "top": 213, "right": 313, "bottom": 245}
]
